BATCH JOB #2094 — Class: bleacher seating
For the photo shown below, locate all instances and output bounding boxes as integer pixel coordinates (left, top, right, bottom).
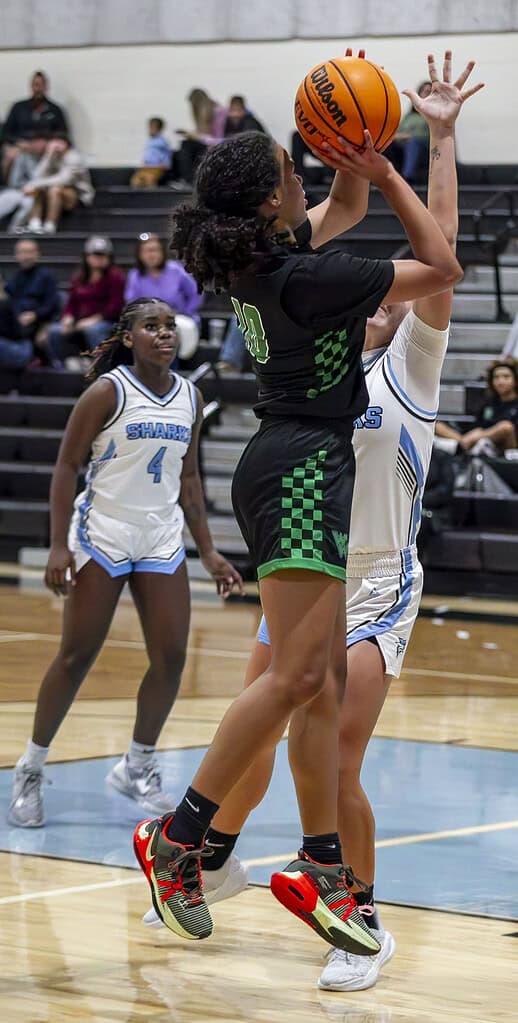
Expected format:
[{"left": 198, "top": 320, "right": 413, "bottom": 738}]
[{"left": 1, "top": 164, "right": 517, "bottom": 592}]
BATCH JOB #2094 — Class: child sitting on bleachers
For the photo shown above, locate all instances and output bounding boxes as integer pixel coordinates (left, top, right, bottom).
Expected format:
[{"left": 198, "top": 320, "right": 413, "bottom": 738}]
[{"left": 130, "top": 117, "right": 172, "bottom": 188}]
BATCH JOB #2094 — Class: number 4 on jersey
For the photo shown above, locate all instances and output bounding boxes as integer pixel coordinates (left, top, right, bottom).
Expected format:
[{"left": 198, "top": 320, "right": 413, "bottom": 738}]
[
  {"left": 231, "top": 298, "right": 270, "bottom": 364},
  {"left": 147, "top": 446, "right": 166, "bottom": 483}
]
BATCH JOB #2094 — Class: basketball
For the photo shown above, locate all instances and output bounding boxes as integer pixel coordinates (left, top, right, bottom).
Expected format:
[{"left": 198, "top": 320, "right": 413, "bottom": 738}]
[{"left": 294, "top": 56, "right": 401, "bottom": 155}]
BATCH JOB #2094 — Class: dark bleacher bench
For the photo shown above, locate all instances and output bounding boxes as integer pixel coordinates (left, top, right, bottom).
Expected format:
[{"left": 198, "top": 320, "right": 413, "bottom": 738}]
[
  {"left": 423, "top": 527, "right": 518, "bottom": 576},
  {"left": 452, "top": 491, "right": 518, "bottom": 530}
]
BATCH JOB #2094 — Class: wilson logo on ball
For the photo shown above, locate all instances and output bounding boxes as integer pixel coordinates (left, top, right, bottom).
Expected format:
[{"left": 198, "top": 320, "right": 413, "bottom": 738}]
[
  {"left": 295, "top": 56, "right": 401, "bottom": 154},
  {"left": 310, "top": 66, "right": 348, "bottom": 127}
]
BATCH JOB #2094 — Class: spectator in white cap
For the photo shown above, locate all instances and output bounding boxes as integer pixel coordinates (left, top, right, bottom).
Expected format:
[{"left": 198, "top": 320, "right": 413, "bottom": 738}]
[{"left": 48, "top": 235, "right": 125, "bottom": 367}]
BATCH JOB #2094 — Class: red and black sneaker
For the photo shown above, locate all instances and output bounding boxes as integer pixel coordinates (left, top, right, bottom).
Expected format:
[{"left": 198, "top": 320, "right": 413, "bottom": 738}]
[
  {"left": 270, "top": 851, "right": 381, "bottom": 955},
  {"left": 133, "top": 813, "right": 212, "bottom": 940}
]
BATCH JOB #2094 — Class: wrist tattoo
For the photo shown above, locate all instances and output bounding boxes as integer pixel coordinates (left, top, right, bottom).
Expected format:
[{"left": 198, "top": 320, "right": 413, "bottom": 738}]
[{"left": 431, "top": 146, "right": 441, "bottom": 162}]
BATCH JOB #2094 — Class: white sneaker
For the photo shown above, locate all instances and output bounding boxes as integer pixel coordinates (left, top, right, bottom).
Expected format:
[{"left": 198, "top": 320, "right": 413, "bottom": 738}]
[
  {"left": 8, "top": 762, "right": 45, "bottom": 828},
  {"left": 318, "top": 928, "right": 396, "bottom": 992},
  {"left": 142, "top": 852, "right": 249, "bottom": 928},
  {"left": 42, "top": 221, "right": 57, "bottom": 234},
  {"left": 105, "top": 754, "right": 176, "bottom": 815},
  {"left": 28, "top": 218, "right": 43, "bottom": 233}
]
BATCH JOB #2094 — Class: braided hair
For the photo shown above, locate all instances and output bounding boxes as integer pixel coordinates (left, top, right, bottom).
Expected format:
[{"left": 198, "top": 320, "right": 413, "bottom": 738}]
[
  {"left": 170, "top": 131, "right": 284, "bottom": 292},
  {"left": 85, "top": 298, "right": 164, "bottom": 382}
]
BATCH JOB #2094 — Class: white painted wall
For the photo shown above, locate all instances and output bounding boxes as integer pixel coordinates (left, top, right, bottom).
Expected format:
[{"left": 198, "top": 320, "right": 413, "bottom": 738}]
[{"left": 0, "top": 34, "right": 516, "bottom": 165}]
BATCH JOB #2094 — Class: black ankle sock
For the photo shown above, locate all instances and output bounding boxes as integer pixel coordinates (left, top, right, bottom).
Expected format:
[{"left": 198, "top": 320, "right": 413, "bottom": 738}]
[
  {"left": 165, "top": 786, "right": 219, "bottom": 848},
  {"left": 302, "top": 832, "right": 342, "bottom": 866},
  {"left": 354, "top": 884, "right": 374, "bottom": 907},
  {"left": 204, "top": 827, "right": 239, "bottom": 871}
]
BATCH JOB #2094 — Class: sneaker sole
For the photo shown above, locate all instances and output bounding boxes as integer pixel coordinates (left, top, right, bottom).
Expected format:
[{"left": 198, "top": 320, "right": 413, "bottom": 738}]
[
  {"left": 270, "top": 870, "right": 381, "bottom": 956},
  {"left": 133, "top": 825, "right": 212, "bottom": 941},
  {"left": 318, "top": 933, "right": 397, "bottom": 991}
]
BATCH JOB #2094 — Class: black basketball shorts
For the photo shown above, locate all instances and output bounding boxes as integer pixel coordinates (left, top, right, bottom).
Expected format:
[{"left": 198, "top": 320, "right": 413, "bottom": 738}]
[{"left": 231, "top": 415, "right": 355, "bottom": 583}]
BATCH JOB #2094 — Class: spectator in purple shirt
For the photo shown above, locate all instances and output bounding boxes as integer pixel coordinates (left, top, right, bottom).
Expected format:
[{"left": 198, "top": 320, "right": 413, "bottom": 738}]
[
  {"left": 172, "top": 88, "right": 227, "bottom": 188},
  {"left": 124, "top": 233, "right": 202, "bottom": 360}
]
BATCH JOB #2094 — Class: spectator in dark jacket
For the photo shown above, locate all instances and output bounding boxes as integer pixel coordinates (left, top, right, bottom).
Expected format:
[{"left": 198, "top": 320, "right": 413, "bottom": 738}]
[
  {"left": 224, "top": 96, "right": 266, "bottom": 137},
  {"left": 2, "top": 72, "right": 69, "bottom": 179},
  {"left": 47, "top": 236, "right": 125, "bottom": 366},
  {"left": 0, "top": 290, "right": 33, "bottom": 370},
  {"left": 6, "top": 239, "right": 60, "bottom": 339}
]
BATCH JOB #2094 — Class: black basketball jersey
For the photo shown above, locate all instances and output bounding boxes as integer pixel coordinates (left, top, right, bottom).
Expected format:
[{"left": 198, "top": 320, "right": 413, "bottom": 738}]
[{"left": 230, "top": 222, "right": 394, "bottom": 422}]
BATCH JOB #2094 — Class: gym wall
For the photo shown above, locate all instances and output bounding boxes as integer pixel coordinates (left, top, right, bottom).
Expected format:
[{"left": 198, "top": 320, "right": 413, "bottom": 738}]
[{"left": 0, "top": 31, "right": 515, "bottom": 164}]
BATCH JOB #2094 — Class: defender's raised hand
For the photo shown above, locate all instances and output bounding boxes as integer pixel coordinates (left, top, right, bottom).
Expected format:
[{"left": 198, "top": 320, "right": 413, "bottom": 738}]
[{"left": 403, "top": 51, "right": 484, "bottom": 130}]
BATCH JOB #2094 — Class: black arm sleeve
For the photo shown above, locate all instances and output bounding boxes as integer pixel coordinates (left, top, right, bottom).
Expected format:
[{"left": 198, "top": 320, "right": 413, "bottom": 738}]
[{"left": 281, "top": 251, "right": 395, "bottom": 330}]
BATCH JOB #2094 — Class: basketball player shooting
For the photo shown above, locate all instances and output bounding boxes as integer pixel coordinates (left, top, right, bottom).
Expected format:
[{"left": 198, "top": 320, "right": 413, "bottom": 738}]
[{"left": 141, "top": 51, "right": 484, "bottom": 992}]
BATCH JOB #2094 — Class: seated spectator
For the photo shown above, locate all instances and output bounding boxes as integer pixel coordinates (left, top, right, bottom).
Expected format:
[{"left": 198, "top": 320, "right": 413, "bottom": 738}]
[
  {"left": 384, "top": 81, "right": 431, "bottom": 185},
  {"left": 435, "top": 358, "right": 518, "bottom": 457},
  {"left": 224, "top": 96, "right": 265, "bottom": 137},
  {"left": 24, "top": 134, "right": 94, "bottom": 234},
  {"left": 2, "top": 71, "right": 68, "bottom": 180},
  {"left": 124, "top": 233, "right": 202, "bottom": 360},
  {"left": 0, "top": 287, "right": 33, "bottom": 370},
  {"left": 172, "top": 88, "right": 227, "bottom": 187},
  {"left": 6, "top": 239, "right": 60, "bottom": 353},
  {"left": 130, "top": 117, "right": 172, "bottom": 188},
  {"left": 48, "top": 236, "right": 124, "bottom": 366},
  {"left": 0, "top": 132, "right": 49, "bottom": 232}
]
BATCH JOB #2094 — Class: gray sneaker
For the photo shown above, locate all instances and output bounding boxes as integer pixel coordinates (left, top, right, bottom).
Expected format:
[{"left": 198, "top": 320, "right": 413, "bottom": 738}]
[
  {"left": 8, "top": 762, "right": 45, "bottom": 828},
  {"left": 105, "top": 754, "right": 176, "bottom": 815}
]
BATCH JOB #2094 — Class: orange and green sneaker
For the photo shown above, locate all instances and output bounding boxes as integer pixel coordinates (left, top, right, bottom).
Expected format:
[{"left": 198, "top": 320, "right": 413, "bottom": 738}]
[
  {"left": 133, "top": 813, "right": 212, "bottom": 940},
  {"left": 270, "top": 851, "right": 381, "bottom": 955}
]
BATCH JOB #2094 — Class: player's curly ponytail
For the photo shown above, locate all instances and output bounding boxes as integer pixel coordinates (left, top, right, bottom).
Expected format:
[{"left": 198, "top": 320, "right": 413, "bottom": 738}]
[
  {"left": 85, "top": 298, "right": 163, "bottom": 381},
  {"left": 170, "top": 132, "right": 285, "bottom": 292}
]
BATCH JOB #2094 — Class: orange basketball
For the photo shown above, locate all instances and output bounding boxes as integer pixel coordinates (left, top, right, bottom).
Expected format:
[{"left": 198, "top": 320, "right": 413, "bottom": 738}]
[{"left": 294, "top": 56, "right": 401, "bottom": 156}]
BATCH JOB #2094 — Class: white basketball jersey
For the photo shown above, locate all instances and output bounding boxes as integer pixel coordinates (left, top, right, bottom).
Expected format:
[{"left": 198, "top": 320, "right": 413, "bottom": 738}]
[
  {"left": 74, "top": 365, "right": 197, "bottom": 528},
  {"left": 350, "top": 310, "right": 449, "bottom": 554}
]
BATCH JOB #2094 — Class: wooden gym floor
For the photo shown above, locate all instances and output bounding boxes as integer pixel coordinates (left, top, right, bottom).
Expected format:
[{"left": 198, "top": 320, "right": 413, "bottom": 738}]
[{"left": 0, "top": 576, "right": 516, "bottom": 1022}]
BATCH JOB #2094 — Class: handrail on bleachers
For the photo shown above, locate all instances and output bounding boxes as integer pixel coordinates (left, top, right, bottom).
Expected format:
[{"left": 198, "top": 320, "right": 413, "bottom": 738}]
[{"left": 470, "top": 187, "right": 517, "bottom": 323}]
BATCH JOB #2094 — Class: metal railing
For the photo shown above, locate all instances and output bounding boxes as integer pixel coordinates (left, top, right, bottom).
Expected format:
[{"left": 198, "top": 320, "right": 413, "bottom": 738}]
[{"left": 471, "top": 184, "right": 518, "bottom": 322}]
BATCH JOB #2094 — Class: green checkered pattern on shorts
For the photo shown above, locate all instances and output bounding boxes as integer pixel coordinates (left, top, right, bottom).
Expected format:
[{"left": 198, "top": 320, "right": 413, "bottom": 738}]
[
  {"left": 307, "top": 327, "right": 349, "bottom": 399},
  {"left": 280, "top": 449, "right": 327, "bottom": 561}
]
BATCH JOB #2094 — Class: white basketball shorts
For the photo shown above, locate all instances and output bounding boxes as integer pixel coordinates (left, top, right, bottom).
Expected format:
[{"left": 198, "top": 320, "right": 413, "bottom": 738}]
[{"left": 257, "top": 545, "right": 422, "bottom": 678}]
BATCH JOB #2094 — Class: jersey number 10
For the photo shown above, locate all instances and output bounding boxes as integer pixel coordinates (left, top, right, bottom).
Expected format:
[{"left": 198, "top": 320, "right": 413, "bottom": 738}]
[{"left": 231, "top": 298, "right": 270, "bottom": 364}]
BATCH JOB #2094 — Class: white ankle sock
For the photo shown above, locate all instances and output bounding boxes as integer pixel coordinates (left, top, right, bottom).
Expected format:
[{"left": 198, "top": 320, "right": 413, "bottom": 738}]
[
  {"left": 20, "top": 739, "right": 49, "bottom": 771},
  {"left": 127, "top": 739, "right": 156, "bottom": 769}
]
